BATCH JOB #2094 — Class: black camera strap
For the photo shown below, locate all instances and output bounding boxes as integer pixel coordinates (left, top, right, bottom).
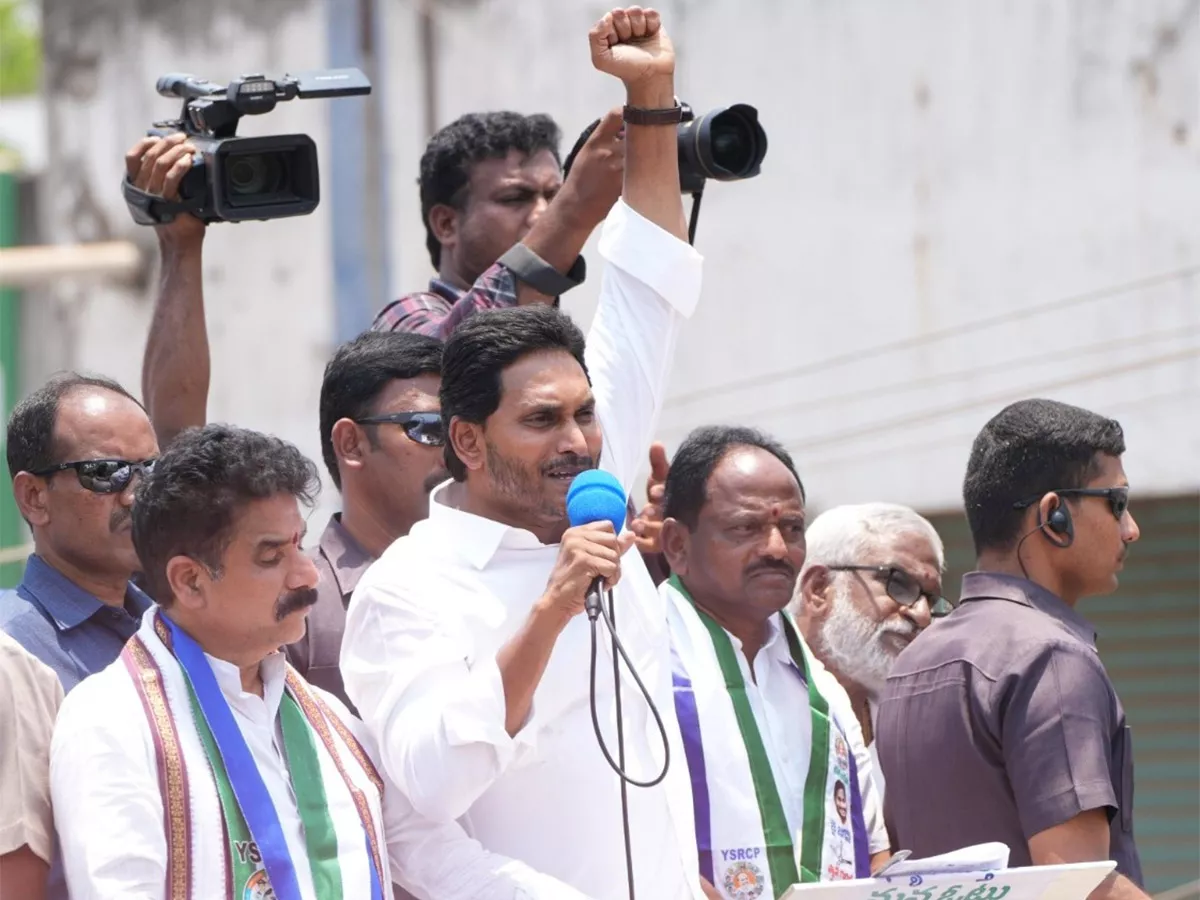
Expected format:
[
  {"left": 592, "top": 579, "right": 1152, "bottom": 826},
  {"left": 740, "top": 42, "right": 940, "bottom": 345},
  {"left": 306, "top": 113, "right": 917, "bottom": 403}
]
[{"left": 121, "top": 177, "right": 201, "bottom": 226}]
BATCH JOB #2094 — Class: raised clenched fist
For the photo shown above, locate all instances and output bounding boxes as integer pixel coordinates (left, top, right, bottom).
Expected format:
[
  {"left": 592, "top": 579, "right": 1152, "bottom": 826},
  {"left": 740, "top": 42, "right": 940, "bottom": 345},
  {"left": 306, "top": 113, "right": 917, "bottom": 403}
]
[{"left": 588, "top": 6, "right": 674, "bottom": 86}]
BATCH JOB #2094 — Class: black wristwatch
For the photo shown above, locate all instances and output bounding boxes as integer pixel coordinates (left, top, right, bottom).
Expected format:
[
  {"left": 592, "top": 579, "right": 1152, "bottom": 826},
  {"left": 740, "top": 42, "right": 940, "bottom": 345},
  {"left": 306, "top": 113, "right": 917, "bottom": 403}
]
[{"left": 498, "top": 244, "right": 587, "bottom": 297}]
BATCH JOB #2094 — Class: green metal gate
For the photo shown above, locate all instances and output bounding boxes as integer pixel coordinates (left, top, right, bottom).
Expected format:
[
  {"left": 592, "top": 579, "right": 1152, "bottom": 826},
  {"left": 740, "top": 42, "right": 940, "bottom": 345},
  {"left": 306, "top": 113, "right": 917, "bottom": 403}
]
[{"left": 926, "top": 494, "right": 1200, "bottom": 895}]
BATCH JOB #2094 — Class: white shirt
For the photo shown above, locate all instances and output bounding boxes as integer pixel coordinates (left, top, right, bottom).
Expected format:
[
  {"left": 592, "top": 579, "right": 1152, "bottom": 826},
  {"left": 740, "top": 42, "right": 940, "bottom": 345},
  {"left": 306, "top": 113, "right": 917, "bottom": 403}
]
[
  {"left": 342, "top": 200, "right": 704, "bottom": 900},
  {"left": 51, "top": 638, "right": 577, "bottom": 900},
  {"left": 865, "top": 701, "right": 885, "bottom": 804}
]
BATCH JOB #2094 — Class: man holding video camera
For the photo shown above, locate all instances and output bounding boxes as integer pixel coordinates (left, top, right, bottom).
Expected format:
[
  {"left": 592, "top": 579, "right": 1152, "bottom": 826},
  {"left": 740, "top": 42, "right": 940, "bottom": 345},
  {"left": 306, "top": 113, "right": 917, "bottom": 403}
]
[
  {"left": 126, "top": 64, "right": 678, "bottom": 676},
  {"left": 131, "top": 107, "right": 623, "bottom": 440}
]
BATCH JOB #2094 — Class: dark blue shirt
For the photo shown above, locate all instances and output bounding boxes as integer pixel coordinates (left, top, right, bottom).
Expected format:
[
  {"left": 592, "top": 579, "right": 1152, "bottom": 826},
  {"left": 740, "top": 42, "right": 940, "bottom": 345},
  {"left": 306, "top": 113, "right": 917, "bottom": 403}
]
[{"left": 0, "top": 555, "right": 152, "bottom": 693}]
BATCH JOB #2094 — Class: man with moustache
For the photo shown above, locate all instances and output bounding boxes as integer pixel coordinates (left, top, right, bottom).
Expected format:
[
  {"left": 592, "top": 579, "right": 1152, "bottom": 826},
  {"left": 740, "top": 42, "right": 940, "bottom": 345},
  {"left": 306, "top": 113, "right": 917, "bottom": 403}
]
[
  {"left": 341, "top": 8, "right": 710, "bottom": 897},
  {"left": 0, "top": 373, "right": 159, "bottom": 691},
  {"left": 658, "top": 427, "right": 890, "bottom": 898},
  {"left": 50, "top": 424, "right": 575, "bottom": 900},
  {"left": 878, "top": 399, "right": 1148, "bottom": 900},
  {"left": 789, "top": 503, "right": 945, "bottom": 799}
]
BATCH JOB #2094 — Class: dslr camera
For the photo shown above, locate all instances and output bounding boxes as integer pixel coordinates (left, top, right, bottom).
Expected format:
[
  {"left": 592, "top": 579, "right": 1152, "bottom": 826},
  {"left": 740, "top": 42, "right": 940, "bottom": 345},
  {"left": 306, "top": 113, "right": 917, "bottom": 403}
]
[
  {"left": 564, "top": 101, "right": 767, "bottom": 194},
  {"left": 563, "top": 101, "right": 767, "bottom": 243},
  {"left": 675, "top": 102, "right": 767, "bottom": 194},
  {"left": 123, "top": 68, "right": 371, "bottom": 226}
]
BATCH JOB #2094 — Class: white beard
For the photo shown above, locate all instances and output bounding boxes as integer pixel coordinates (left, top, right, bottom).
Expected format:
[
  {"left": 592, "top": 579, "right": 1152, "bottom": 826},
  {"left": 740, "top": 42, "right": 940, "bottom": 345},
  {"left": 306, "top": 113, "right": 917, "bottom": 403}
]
[{"left": 817, "top": 581, "right": 915, "bottom": 701}]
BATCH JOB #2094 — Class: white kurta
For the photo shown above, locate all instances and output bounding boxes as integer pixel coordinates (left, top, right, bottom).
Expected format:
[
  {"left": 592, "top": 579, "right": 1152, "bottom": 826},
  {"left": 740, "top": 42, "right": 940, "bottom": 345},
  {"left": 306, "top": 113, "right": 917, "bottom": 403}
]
[
  {"left": 664, "top": 584, "right": 891, "bottom": 862},
  {"left": 341, "top": 200, "right": 705, "bottom": 900},
  {"left": 50, "top": 611, "right": 577, "bottom": 900}
]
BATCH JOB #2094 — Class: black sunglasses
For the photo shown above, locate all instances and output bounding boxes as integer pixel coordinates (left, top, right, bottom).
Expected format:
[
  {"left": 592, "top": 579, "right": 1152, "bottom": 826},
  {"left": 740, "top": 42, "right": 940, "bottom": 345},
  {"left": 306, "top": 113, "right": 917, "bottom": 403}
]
[
  {"left": 1013, "top": 486, "right": 1130, "bottom": 520},
  {"left": 353, "top": 411, "right": 445, "bottom": 447},
  {"left": 827, "top": 564, "right": 953, "bottom": 617},
  {"left": 31, "top": 458, "right": 157, "bottom": 494}
]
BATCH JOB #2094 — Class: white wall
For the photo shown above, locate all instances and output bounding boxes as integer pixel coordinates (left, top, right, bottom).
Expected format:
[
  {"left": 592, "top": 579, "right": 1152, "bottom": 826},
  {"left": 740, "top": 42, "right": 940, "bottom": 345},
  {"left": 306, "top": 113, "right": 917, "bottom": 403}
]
[
  {"left": 31, "top": 0, "right": 1200, "bottom": 522},
  {"left": 32, "top": 0, "right": 340, "bottom": 522},
  {"left": 393, "top": 0, "right": 1200, "bottom": 512}
]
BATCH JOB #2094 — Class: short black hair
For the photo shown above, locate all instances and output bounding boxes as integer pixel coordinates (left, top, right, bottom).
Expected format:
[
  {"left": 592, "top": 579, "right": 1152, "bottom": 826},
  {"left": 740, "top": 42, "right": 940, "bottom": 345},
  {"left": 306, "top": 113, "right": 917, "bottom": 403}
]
[
  {"left": 440, "top": 305, "right": 587, "bottom": 481},
  {"left": 319, "top": 331, "right": 443, "bottom": 490},
  {"left": 664, "top": 425, "right": 805, "bottom": 529},
  {"left": 133, "top": 424, "right": 320, "bottom": 605},
  {"left": 419, "top": 111, "right": 562, "bottom": 269},
  {"left": 6, "top": 372, "right": 142, "bottom": 480},
  {"left": 963, "top": 398, "right": 1126, "bottom": 554}
]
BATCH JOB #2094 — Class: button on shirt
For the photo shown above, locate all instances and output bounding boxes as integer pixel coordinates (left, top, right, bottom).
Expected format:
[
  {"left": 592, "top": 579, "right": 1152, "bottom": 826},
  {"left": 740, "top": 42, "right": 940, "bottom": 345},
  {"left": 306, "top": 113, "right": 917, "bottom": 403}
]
[
  {"left": 0, "top": 555, "right": 151, "bottom": 692},
  {"left": 285, "top": 514, "right": 374, "bottom": 710},
  {"left": 877, "top": 572, "right": 1143, "bottom": 884},
  {"left": 342, "top": 199, "right": 704, "bottom": 899}
]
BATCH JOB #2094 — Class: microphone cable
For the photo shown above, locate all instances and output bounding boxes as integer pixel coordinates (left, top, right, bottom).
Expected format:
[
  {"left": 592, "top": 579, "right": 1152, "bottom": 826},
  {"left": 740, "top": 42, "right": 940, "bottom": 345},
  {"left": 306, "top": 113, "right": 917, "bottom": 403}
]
[{"left": 585, "top": 584, "right": 672, "bottom": 900}]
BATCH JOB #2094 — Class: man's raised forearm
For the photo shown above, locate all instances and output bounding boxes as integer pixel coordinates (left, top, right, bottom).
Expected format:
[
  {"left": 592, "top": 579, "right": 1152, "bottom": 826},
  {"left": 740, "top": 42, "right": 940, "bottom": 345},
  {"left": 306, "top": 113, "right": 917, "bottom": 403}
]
[
  {"left": 142, "top": 234, "right": 209, "bottom": 447},
  {"left": 514, "top": 202, "right": 594, "bottom": 306},
  {"left": 624, "top": 76, "right": 687, "bottom": 242}
]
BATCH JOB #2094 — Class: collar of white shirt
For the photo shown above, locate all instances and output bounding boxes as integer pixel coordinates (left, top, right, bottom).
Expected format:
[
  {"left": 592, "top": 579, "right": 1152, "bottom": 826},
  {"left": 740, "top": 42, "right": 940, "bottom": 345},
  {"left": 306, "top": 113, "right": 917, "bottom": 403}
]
[
  {"left": 204, "top": 648, "right": 288, "bottom": 719},
  {"left": 720, "top": 611, "right": 790, "bottom": 671},
  {"left": 426, "top": 480, "right": 550, "bottom": 570}
]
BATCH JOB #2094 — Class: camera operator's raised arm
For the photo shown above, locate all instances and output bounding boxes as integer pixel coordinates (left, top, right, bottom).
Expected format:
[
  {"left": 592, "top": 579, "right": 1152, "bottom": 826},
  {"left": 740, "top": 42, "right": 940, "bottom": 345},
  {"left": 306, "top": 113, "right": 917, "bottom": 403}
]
[{"left": 130, "top": 134, "right": 210, "bottom": 447}]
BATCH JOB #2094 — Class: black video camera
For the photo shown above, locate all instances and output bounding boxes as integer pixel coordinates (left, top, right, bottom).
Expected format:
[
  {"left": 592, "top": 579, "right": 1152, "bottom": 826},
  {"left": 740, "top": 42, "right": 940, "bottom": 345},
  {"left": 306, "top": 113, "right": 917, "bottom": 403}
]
[{"left": 123, "top": 68, "right": 371, "bottom": 226}]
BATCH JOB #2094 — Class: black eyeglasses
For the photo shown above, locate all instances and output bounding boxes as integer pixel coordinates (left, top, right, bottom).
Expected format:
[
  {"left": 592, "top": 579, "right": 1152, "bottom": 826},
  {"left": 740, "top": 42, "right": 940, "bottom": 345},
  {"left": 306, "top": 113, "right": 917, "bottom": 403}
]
[
  {"left": 1013, "top": 487, "right": 1130, "bottom": 520},
  {"left": 31, "top": 458, "right": 156, "bottom": 494},
  {"left": 827, "top": 565, "right": 953, "bottom": 617},
  {"left": 353, "top": 411, "right": 445, "bottom": 447}
]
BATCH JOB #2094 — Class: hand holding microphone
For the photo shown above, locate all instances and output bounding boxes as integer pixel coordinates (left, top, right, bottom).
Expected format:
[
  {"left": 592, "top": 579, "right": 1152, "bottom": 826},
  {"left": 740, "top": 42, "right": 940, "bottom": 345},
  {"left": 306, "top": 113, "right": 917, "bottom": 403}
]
[
  {"left": 552, "top": 472, "right": 638, "bottom": 619},
  {"left": 542, "top": 521, "right": 636, "bottom": 621}
]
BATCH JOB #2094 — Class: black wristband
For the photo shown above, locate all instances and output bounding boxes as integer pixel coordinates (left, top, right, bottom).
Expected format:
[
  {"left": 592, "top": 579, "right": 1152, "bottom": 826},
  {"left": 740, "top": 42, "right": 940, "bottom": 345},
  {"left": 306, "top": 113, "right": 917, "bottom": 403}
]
[
  {"left": 498, "top": 244, "right": 587, "bottom": 297},
  {"left": 622, "top": 102, "right": 683, "bottom": 126}
]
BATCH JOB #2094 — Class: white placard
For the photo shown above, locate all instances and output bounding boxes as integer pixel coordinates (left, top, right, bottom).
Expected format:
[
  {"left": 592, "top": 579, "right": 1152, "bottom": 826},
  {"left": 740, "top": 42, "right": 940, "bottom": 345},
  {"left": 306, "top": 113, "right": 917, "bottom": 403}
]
[{"left": 780, "top": 860, "right": 1116, "bottom": 900}]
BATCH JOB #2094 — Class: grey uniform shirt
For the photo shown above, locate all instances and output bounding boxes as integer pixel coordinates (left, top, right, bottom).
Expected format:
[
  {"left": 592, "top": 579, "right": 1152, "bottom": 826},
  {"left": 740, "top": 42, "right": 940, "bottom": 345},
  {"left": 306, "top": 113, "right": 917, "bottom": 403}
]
[
  {"left": 877, "top": 571, "right": 1142, "bottom": 885},
  {"left": 285, "top": 514, "right": 373, "bottom": 712}
]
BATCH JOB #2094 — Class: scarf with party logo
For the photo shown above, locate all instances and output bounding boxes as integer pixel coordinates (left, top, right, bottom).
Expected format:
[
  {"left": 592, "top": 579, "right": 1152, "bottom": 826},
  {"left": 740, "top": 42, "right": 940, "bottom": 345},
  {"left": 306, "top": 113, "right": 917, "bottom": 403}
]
[
  {"left": 665, "top": 577, "right": 870, "bottom": 899},
  {"left": 120, "top": 610, "right": 388, "bottom": 900}
]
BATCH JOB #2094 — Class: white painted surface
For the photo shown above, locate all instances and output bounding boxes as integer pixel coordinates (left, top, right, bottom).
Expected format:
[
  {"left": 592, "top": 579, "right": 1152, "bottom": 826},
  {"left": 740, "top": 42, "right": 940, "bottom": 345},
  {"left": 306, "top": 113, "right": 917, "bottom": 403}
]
[{"left": 28, "top": 0, "right": 1200, "bottom": 522}]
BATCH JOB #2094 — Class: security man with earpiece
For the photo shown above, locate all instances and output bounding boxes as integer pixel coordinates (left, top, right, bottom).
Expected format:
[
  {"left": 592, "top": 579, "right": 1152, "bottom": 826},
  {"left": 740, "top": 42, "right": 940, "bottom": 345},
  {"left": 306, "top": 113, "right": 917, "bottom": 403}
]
[{"left": 876, "top": 398, "right": 1149, "bottom": 900}]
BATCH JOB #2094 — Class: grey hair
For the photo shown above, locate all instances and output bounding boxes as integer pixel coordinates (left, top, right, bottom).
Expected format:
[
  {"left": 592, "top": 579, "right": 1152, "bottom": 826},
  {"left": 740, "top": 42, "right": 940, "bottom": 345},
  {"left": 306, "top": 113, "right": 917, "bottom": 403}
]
[{"left": 791, "top": 503, "right": 945, "bottom": 613}]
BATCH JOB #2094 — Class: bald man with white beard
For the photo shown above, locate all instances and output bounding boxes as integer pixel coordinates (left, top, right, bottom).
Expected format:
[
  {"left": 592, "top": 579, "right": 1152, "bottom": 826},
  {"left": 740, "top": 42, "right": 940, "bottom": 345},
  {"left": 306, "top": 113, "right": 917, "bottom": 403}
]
[{"left": 789, "top": 503, "right": 946, "bottom": 801}]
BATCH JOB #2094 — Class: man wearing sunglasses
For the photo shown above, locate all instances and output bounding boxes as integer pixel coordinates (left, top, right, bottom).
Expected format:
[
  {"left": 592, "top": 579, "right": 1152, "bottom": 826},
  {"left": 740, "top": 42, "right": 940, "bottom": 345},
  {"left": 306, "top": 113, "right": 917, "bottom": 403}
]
[
  {"left": 878, "top": 399, "right": 1147, "bottom": 900},
  {"left": 789, "top": 502, "right": 945, "bottom": 803},
  {"left": 285, "top": 331, "right": 447, "bottom": 715},
  {"left": 0, "top": 373, "right": 160, "bottom": 692}
]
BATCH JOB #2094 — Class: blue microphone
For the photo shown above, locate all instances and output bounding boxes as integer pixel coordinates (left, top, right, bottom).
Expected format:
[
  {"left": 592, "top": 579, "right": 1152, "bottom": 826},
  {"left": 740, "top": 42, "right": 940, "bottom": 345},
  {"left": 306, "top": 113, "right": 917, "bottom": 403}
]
[
  {"left": 566, "top": 470, "right": 627, "bottom": 619},
  {"left": 567, "top": 469, "right": 627, "bottom": 533}
]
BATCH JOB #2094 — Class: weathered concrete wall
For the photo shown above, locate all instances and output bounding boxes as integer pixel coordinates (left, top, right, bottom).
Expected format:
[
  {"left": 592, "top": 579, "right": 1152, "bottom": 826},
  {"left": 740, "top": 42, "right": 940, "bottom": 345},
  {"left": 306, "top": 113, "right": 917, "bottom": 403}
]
[
  {"left": 394, "top": 0, "right": 1200, "bottom": 512},
  {"left": 31, "top": 0, "right": 1200, "bottom": 518},
  {"left": 33, "top": 0, "right": 340, "bottom": 519}
]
